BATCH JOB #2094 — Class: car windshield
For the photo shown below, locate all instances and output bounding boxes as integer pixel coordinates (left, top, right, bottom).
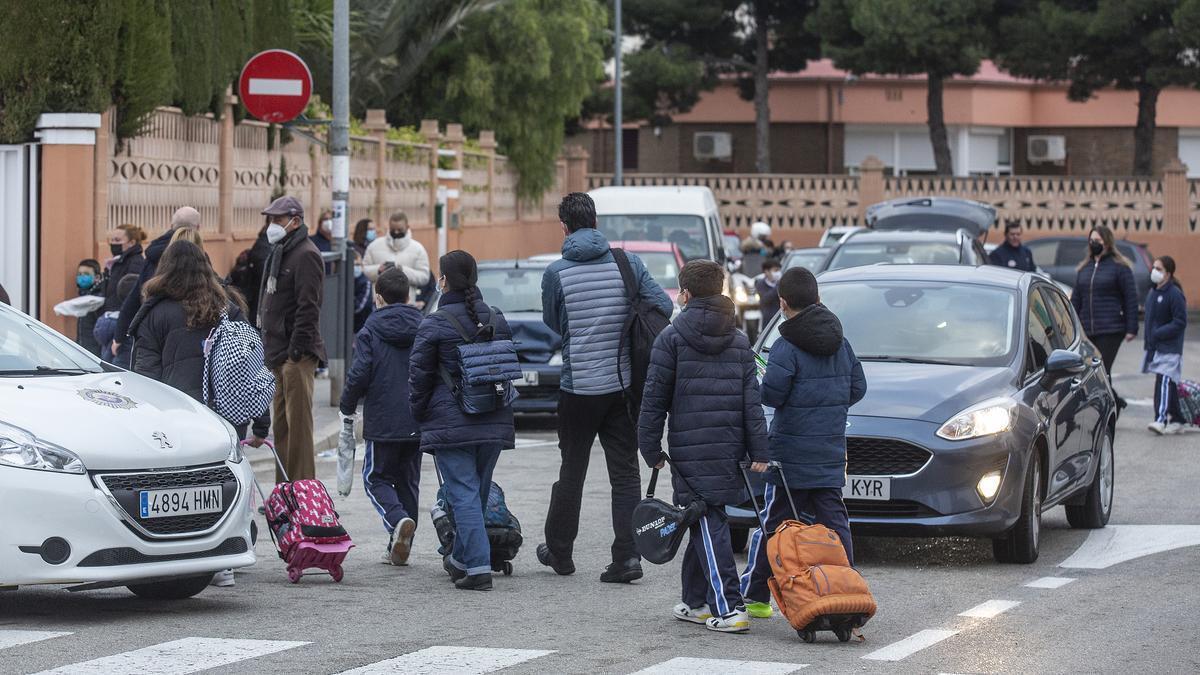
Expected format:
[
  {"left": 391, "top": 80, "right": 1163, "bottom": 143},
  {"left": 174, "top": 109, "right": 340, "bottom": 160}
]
[
  {"left": 597, "top": 214, "right": 709, "bottom": 261},
  {"left": 635, "top": 251, "right": 681, "bottom": 290},
  {"left": 722, "top": 234, "right": 741, "bottom": 260},
  {"left": 784, "top": 249, "right": 828, "bottom": 272},
  {"left": 760, "top": 282, "right": 1017, "bottom": 367},
  {"left": 0, "top": 309, "right": 104, "bottom": 375},
  {"left": 827, "top": 241, "right": 961, "bottom": 270},
  {"left": 475, "top": 267, "right": 545, "bottom": 313}
]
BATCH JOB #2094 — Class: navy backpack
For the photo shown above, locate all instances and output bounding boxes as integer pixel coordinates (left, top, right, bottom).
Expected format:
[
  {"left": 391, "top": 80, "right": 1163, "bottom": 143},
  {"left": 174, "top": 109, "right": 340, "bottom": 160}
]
[{"left": 435, "top": 307, "right": 521, "bottom": 415}]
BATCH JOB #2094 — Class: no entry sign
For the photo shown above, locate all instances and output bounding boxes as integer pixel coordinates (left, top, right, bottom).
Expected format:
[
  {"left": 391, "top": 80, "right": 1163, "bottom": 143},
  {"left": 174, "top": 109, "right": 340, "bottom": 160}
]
[{"left": 238, "top": 49, "right": 313, "bottom": 124}]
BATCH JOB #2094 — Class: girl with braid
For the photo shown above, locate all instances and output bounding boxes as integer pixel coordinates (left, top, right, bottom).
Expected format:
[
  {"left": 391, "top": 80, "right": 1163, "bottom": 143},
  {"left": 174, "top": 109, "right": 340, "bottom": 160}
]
[{"left": 408, "top": 251, "right": 516, "bottom": 591}]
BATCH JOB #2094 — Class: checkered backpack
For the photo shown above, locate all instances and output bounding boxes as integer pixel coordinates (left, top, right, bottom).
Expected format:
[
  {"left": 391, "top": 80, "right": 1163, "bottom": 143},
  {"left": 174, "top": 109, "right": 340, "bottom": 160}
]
[
  {"left": 203, "top": 315, "right": 275, "bottom": 426},
  {"left": 1178, "top": 379, "right": 1200, "bottom": 425}
]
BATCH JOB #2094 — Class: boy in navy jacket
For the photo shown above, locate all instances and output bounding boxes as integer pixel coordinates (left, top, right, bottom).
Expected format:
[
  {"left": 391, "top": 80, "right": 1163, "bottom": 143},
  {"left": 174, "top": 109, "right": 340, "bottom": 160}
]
[
  {"left": 339, "top": 268, "right": 425, "bottom": 565},
  {"left": 639, "top": 260, "right": 769, "bottom": 634},
  {"left": 740, "top": 267, "right": 866, "bottom": 620}
]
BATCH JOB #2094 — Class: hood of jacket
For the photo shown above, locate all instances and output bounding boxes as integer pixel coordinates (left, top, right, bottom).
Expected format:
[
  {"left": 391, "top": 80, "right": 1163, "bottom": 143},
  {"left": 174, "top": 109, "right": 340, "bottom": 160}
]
[
  {"left": 779, "top": 303, "right": 843, "bottom": 356},
  {"left": 366, "top": 302, "right": 423, "bottom": 347},
  {"left": 561, "top": 228, "right": 611, "bottom": 263},
  {"left": 386, "top": 231, "right": 414, "bottom": 253},
  {"left": 675, "top": 295, "right": 737, "bottom": 355}
]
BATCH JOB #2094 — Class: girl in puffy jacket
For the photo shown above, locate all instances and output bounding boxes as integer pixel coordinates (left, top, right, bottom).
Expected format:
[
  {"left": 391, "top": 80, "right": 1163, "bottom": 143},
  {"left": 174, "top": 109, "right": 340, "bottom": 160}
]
[
  {"left": 1142, "top": 256, "right": 1192, "bottom": 435},
  {"left": 1072, "top": 225, "right": 1138, "bottom": 407},
  {"left": 409, "top": 250, "right": 515, "bottom": 591}
]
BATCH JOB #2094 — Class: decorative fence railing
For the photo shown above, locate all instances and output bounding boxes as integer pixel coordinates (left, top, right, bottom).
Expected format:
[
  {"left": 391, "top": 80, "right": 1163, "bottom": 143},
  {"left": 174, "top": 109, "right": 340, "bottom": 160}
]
[{"left": 588, "top": 157, "right": 1198, "bottom": 236}]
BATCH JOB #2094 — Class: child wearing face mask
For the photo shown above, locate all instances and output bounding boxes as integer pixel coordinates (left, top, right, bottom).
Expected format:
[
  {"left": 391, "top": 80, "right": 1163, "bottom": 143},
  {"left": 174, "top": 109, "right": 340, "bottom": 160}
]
[
  {"left": 755, "top": 258, "right": 782, "bottom": 325},
  {"left": 1142, "top": 256, "right": 1194, "bottom": 435},
  {"left": 74, "top": 259, "right": 105, "bottom": 356},
  {"left": 339, "top": 268, "right": 426, "bottom": 565}
]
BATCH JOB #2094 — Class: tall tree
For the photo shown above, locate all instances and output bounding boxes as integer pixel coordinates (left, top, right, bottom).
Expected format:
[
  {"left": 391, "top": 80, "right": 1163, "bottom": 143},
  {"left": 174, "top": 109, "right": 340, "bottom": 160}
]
[
  {"left": 997, "top": 0, "right": 1198, "bottom": 176},
  {"left": 810, "top": 0, "right": 992, "bottom": 175}
]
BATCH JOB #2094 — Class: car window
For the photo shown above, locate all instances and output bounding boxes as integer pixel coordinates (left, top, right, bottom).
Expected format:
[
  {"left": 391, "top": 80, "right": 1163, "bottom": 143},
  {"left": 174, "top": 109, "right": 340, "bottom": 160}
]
[
  {"left": 0, "top": 310, "right": 102, "bottom": 374},
  {"left": 1055, "top": 239, "right": 1088, "bottom": 268},
  {"left": 1115, "top": 242, "right": 1142, "bottom": 268},
  {"left": 635, "top": 251, "right": 681, "bottom": 290},
  {"left": 1027, "top": 289, "right": 1056, "bottom": 373},
  {"left": 1039, "top": 286, "right": 1077, "bottom": 348},
  {"left": 783, "top": 250, "right": 828, "bottom": 272},
  {"left": 827, "top": 241, "right": 962, "bottom": 270},
  {"left": 596, "top": 214, "right": 710, "bottom": 261},
  {"left": 475, "top": 267, "right": 545, "bottom": 313},
  {"left": 1029, "top": 239, "right": 1056, "bottom": 268}
]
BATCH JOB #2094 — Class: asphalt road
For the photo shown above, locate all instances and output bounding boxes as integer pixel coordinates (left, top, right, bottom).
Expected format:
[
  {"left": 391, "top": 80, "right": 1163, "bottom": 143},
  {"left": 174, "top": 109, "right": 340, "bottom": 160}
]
[{"left": 2, "top": 341, "right": 1199, "bottom": 674}]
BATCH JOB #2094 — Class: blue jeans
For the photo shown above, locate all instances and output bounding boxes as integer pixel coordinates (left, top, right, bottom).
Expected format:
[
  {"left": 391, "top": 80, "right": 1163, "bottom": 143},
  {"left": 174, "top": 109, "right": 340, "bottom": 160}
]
[{"left": 435, "top": 445, "right": 502, "bottom": 576}]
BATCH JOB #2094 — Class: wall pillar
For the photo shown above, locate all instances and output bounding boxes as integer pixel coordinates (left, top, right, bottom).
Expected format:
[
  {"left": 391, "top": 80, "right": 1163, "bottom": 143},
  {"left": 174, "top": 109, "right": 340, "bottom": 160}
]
[
  {"left": 420, "top": 119, "right": 441, "bottom": 228},
  {"left": 309, "top": 138, "right": 322, "bottom": 220},
  {"left": 480, "top": 130, "right": 497, "bottom": 222},
  {"left": 858, "top": 156, "right": 886, "bottom": 220},
  {"left": 93, "top": 109, "right": 110, "bottom": 260},
  {"left": 35, "top": 113, "right": 101, "bottom": 335},
  {"left": 364, "top": 109, "right": 389, "bottom": 226},
  {"left": 218, "top": 89, "right": 236, "bottom": 237},
  {"left": 565, "top": 145, "right": 590, "bottom": 194},
  {"left": 1162, "top": 157, "right": 1189, "bottom": 235},
  {"left": 443, "top": 123, "right": 465, "bottom": 230}
]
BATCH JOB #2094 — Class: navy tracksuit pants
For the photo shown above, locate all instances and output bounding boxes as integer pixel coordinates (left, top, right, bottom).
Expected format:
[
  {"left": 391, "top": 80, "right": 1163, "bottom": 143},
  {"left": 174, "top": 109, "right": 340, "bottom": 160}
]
[
  {"left": 363, "top": 440, "right": 422, "bottom": 535},
  {"left": 740, "top": 484, "right": 854, "bottom": 605},
  {"left": 680, "top": 508, "right": 744, "bottom": 617}
]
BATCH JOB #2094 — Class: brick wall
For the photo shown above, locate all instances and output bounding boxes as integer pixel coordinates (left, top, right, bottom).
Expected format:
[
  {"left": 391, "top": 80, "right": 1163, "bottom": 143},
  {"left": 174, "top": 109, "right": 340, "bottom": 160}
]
[{"left": 1013, "top": 127, "right": 1180, "bottom": 176}]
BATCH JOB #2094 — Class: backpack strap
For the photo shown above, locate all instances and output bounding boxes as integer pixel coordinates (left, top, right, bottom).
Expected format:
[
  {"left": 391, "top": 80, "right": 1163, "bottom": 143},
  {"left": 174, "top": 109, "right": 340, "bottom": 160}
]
[
  {"left": 434, "top": 309, "right": 475, "bottom": 344},
  {"left": 432, "top": 306, "right": 502, "bottom": 393},
  {"left": 611, "top": 247, "right": 639, "bottom": 303}
]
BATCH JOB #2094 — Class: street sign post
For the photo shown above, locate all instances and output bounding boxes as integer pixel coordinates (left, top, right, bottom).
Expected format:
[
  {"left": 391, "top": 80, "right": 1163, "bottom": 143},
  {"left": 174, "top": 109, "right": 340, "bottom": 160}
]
[{"left": 238, "top": 50, "right": 313, "bottom": 124}]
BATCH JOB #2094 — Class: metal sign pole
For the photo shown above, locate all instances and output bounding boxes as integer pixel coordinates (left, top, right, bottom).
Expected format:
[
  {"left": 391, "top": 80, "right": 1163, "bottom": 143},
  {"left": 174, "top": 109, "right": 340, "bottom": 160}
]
[
  {"left": 613, "top": 0, "right": 623, "bottom": 187},
  {"left": 329, "top": 0, "right": 351, "bottom": 401}
]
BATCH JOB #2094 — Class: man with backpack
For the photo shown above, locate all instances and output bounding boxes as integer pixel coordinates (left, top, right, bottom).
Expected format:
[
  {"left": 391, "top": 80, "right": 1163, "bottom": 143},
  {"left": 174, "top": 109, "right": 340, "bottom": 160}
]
[{"left": 537, "top": 192, "right": 672, "bottom": 584}]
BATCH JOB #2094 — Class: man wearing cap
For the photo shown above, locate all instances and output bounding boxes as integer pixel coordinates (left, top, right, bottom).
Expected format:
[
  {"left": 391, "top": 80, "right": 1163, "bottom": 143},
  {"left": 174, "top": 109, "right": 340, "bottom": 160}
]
[
  {"left": 113, "top": 206, "right": 202, "bottom": 355},
  {"left": 258, "top": 196, "right": 326, "bottom": 482}
]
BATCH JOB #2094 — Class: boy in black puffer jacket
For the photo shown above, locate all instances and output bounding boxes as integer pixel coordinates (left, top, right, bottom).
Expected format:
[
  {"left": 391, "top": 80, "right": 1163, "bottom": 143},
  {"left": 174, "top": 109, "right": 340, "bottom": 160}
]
[{"left": 638, "top": 260, "right": 769, "bottom": 634}]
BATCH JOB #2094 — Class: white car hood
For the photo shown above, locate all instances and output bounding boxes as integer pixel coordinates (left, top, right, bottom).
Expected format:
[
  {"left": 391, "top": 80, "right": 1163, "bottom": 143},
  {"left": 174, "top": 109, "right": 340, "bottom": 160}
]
[{"left": 0, "top": 371, "right": 234, "bottom": 470}]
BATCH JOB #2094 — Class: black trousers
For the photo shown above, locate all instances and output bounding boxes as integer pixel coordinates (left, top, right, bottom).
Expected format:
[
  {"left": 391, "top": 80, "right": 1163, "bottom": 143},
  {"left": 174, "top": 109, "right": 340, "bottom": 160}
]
[
  {"left": 544, "top": 391, "right": 641, "bottom": 562},
  {"left": 1090, "top": 332, "right": 1126, "bottom": 403},
  {"left": 1154, "top": 374, "right": 1184, "bottom": 424}
]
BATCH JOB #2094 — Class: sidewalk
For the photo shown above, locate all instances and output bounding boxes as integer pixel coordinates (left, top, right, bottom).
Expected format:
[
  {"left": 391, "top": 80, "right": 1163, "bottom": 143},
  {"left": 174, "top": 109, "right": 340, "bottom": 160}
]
[{"left": 244, "top": 375, "right": 357, "bottom": 473}]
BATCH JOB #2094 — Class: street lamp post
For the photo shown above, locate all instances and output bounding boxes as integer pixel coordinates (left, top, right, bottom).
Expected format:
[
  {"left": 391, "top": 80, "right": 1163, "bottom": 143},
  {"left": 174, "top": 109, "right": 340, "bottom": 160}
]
[
  {"left": 613, "top": 0, "right": 623, "bottom": 186},
  {"left": 330, "top": 0, "right": 352, "bottom": 400}
]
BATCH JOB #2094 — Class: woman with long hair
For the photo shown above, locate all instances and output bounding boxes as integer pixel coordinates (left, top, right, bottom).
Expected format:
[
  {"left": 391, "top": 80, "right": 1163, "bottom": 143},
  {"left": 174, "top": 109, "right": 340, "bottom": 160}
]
[
  {"left": 409, "top": 250, "right": 515, "bottom": 591},
  {"left": 352, "top": 218, "right": 376, "bottom": 255},
  {"left": 1071, "top": 225, "right": 1139, "bottom": 406},
  {"left": 1142, "top": 256, "right": 1192, "bottom": 434},
  {"left": 170, "top": 226, "right": 205, "bottom": 249}
]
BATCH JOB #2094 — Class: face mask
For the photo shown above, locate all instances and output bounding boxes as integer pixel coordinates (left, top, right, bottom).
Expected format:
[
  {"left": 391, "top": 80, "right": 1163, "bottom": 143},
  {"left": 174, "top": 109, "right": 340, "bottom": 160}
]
[
  {"left": 1089, "top": 240, "right": 1104, "bottom": 257},
  {"left": 766, "top": 271, "right": 779, "bottom": 282},
  {"left": 390, "top": 229, "right": 407, "bottom": 241},
  {"left": 266, "top": 223, "right": 288, "bottom": 244},
  {"left": 365, "top": 229, "right": 377, "bottom": 242},
  {"left": 353, "top": 265, "right": 363, "bottom": 278},
  {"left": 1151, "top": 269, "right": 1165, "bottom": 285},
  {"left": 76, "top": 274, "right": 94, "bottom": 289},
  {"left": 110, "top": 243, "right": 124, "bottom": 256}
]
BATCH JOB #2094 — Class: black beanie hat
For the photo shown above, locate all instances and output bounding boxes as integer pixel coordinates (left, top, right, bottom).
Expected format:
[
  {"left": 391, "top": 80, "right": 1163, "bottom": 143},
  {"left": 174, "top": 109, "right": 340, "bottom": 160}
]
[{"left": 439, "top": 250, "right": 478, "bottom": 291}]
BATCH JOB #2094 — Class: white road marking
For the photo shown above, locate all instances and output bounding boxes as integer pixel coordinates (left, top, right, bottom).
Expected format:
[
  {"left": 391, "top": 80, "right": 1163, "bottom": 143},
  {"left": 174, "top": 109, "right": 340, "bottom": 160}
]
[
  {"left": 34, "top": 637, "right": 308, "bottom": 674},
  {"left": 1059, "top": 525, "right": 1200, "bottom": 569},
  {"left": 1026, "top": 576, "right": 1076, "bottom": 589},
  {"left": 336, "top": 646, "right": 554, "bottom": 674},
  {"left": 247, "top": 78, "right": 304, "bottom": 96},
  {"left": 0, "top": 630, "right": 72, "bottom": 650},
  {"left": 514, "top": 437, "right": 558, "bottom": 449},
  {"left": 958, "top": 599, "right": 1020, "bottom": 619},
  {"left": 1122, "top": 397, "right": 1152, "bottom": 407},
  {"left": 862, "top": 629, "right": 959, "bottom": 662},
  {"left": 630, "top": 657, "right": 807, "bottom": 674}
]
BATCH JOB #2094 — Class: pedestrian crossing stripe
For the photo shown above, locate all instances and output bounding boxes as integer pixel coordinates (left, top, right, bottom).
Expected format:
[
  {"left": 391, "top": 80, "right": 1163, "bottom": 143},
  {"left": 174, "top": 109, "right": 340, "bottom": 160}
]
[
  {"left": 335, "top": 646, "right": 555, "bottom": 674},
  {"left": 32, "top": 637, "right": 309, "bottom": 675},
  {"left": 630, "top": 657, "right": 808, "bottom": 674},
  {"left": 0, "top": 630, "right": 72, "bottom": 651},
  {"left": 862, "top": 629, "right": 959, "bottom": 661}
]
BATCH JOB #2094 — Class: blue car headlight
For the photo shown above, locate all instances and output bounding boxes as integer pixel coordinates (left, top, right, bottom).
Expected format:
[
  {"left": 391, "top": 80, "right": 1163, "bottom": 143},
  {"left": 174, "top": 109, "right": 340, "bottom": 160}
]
[
  {"left": 937, "top": 399, "right": 1016, "bottom": 441},
  {"left": 0, "top": 421, "right": 86, "bottom": 474}
]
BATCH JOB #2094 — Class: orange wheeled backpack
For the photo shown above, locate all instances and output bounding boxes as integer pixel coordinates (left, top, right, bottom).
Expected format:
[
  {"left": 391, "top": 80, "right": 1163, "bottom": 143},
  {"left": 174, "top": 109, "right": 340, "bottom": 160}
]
[{"left": 741, "top": 464, "right": 877, "bottom": 643}]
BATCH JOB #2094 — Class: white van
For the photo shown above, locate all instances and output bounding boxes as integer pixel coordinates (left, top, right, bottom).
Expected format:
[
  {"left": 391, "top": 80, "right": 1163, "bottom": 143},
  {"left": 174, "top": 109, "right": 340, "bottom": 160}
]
[{"left": 588, "top": 186, "right": 726, "bottom": 263}]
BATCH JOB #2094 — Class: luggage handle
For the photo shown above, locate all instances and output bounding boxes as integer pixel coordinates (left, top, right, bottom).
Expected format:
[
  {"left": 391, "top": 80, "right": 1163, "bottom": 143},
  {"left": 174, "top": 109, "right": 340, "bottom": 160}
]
[
  {"left": 242, "top": 439, "right": 282, "bottom": 556},
  {"left": 738, "top": 460, "right": 809, "bottom": 527}
]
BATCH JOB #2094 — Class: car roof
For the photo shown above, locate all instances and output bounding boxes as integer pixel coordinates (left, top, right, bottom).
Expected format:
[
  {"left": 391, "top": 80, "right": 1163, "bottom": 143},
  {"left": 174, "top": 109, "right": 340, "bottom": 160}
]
[
  {"left": 840, "top": 229, "right": 965, "bottom": 243},
  {"left": 865, "top": 196, "right": 995, "bottom": 237},
  {"left": 477, "top": 258, "right": 552, "bottom": 269},
  {"left": 611, "top": 240, "right": 677, "bottom": 253},
  {"left": 819, "top": 263, "right": 1034, "bottom": 289},
  {"left": 588, "top": 185, "right": 716, "bottom": 215}
]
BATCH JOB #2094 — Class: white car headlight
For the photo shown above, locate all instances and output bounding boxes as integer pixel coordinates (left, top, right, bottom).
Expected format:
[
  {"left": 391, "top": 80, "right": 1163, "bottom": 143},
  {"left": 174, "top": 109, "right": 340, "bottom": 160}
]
[
  {"left": 734, "top": 286, "right": 750, "bottom": 304},
  {"left": 224, "top": 421, "right": 245, "bottom": 464},
  {"left": 936, "top": 400, "right": 1015, "bottom": 441},
  {"left": 0, "top": 422, "right": 85, "bottom": 474}
]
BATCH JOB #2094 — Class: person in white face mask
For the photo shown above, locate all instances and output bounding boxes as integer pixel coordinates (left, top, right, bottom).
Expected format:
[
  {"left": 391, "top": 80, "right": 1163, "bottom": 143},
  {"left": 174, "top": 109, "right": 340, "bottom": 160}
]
[{"left": 361, "top": 212, "right": 431, "bottom": 302}]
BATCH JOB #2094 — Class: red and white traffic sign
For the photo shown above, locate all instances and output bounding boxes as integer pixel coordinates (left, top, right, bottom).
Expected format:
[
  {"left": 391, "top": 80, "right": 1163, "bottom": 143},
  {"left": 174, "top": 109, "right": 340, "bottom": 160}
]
[{"left": 238, "top": 49, "right": 313, "bottom": 124}]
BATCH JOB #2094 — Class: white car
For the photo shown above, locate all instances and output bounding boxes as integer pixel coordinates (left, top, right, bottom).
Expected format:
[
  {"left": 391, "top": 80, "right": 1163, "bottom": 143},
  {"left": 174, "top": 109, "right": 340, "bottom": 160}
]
[{"left": 0, "top": 303, "right": 256, "bottom": 599}]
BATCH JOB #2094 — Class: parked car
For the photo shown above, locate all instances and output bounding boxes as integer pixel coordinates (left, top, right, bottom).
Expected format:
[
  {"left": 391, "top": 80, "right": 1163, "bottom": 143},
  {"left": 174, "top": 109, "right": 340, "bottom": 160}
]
[
  {"left": 818, "top": 225, "right": 864, "bottom": 247},
  {"left": 1026, "top": 236, "right": 1153, "bottom": 310},
  {"left": 729, "top": 264, "right": 1116, "bottom": 563},
  {"left": 865, "top": 196, "right": 996, "bottom": 236},
  {"left": 0, "top": 303, "right": 257, "bottom": 597},
  {"left": 590, "top": 186, "right": 727, "bottom": 264},
  {"left": 781, "top": 247, "right": 832, "bottom": 273},
  {"left": 822, "top": 229, "right": 988, "bottom": 272}
]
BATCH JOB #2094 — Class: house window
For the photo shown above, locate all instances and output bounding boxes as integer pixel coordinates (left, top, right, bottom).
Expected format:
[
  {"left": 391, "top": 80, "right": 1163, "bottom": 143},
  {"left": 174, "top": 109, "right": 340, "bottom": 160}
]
[{"left": 885, "top": 88, "right": 903, "bottom": 102}]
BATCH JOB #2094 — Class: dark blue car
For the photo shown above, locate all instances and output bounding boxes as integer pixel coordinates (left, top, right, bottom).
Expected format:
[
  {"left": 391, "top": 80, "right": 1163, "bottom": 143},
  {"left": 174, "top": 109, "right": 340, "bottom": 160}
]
[{"left": 734, "top": 264, "right": 1117, "bottom": 563}]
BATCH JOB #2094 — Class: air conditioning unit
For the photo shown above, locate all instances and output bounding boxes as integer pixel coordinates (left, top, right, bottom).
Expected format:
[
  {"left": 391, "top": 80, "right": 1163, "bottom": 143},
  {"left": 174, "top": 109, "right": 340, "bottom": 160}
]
[
  {"left": 1027, "top": 135, "right": 1066, "bottom": 164},
  {"left": 694, "top": 132, "right": 733, "bottom": 161}
]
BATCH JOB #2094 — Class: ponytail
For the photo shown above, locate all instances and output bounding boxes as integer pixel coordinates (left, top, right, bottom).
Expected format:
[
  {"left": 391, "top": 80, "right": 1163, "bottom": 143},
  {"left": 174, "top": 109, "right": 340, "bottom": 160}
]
[{"left": 463, "top": 285, "right": 485, "bottom": 332}]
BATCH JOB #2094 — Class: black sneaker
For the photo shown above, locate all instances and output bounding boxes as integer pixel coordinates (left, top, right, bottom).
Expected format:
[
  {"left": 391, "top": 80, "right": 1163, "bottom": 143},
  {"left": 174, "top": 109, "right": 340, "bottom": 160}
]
[
  {"left": 442, "top": 555, "right": 466, "bottom": 582},
  {"left": 536, "top": 543, "right": 576, "bottom": 576},
  {"left": 600, "top": 558, "right": 643, "bottom": 584},
  {"left": 455, "top": 573, "right": 493, "bottom": 591}
]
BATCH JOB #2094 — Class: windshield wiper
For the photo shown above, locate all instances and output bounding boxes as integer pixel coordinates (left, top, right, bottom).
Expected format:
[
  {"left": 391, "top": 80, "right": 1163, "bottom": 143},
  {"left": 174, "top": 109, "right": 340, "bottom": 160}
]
[
  {"left": 0, "top": 367, "right": 97, "bottom": 376},
  {"left": 858, "top": 355, "right": 964, "bottom": 366}
]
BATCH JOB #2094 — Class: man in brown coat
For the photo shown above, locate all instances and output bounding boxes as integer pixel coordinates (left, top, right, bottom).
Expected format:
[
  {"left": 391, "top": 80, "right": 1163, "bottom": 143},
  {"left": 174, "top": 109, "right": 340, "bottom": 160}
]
[{"left": 258, "top": 196, "right": 326, "bottom": 482}]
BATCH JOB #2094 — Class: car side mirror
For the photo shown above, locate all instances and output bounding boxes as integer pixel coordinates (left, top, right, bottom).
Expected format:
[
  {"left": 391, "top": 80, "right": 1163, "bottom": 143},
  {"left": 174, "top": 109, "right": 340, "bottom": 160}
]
[{"left": 1040, "top": 349, "right": 1084, "bottom": 388}]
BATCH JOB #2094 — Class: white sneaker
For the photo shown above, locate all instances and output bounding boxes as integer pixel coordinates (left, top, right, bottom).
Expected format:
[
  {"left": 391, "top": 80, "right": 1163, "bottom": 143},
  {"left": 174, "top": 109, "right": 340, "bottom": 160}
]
[
  {"left": 673, "top": 603, "right": 713, "bottom": 624},
  {"left": 706, "top": 607, "right": 751, "bottom": 633},
  {"left": 210, "top": 569, "right": 235, "bottom": 587},
  {"left": 1147, "top": 421, "right": 1166, "bottom": 435},
  {"left": 1164, "top": 422, "right": 1183, "bottom": 435},
  {"left": 390, "top": 517, "right": 416, "bottom": 566}
]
